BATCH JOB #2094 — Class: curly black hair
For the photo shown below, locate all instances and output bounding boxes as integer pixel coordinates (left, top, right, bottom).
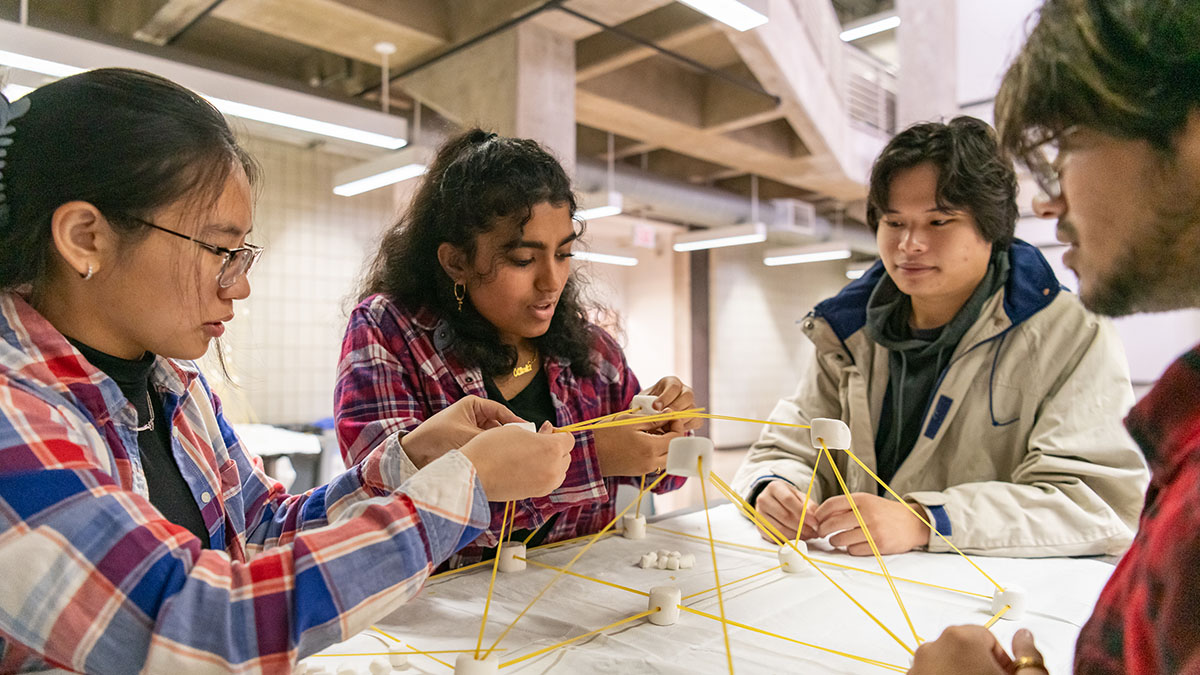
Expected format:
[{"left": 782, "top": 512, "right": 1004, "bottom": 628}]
[
  {"left": 359, "top": 129, "right": 599, "bottom": 378},
  {"left": 866, "top": 116, "right": 1019, "bottom": 249}
]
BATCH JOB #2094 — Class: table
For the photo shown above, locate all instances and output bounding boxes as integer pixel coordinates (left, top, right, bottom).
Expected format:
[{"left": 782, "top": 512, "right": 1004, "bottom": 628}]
[{"left": 307, "top": 504, "right": 1112, "bottom": 674}]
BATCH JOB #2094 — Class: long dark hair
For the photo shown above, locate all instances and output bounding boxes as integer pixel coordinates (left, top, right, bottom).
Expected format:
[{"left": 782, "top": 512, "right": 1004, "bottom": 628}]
[
  {"left": 359, "top": 129, "right": 598, "bottom": 377},
  {"left": 0, "top": 68, "right": 259, "bottom": 292}
]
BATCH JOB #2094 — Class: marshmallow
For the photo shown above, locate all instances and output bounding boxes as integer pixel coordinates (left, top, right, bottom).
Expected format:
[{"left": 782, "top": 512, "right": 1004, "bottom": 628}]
[
  {"left": 503, "top": 421, "right": 537, "bottom": 432},
  {"left": 679, "top": 553, "right": 695, "bottom": 569},
  {"left": 809, "top": 418, "right": 851, "bottom": 450},
  {"left": 368, "top": 659, "right": 390, "bottom": 675},
  {"left": 639, "top": 552, "right": 657, "bottom": 569},
  {"left": 665, "top": 556, "right": 679, "bottom": 570},
  {"left": 657, "top": 555, "right": 669, "bottom": 570},
  {"left": 335, "top": 666, "right": 356, "bottom": 675},
  {"left": 622, "top": 514, "right": 647, "bottom": 539},
  {"left": 991, "top": 586, "right": 1027, "bottom": 621},
  {"left": 388, "top": 649, "right": 409, "bottom": 669},
  {"left": 665, "top": 437, "right": 714, "bottom": 478},
  {"left": 648, "top": 585, "right": 682, "bottom": 626},
  {"left": 454, "top": 653, "right": 499, "bottom": 675},
  {"left": 778, "top": 541, "right": 813, "bottom": 574},
  {"left": 497, "top": 541, "right": 526, "bottom": 573},
  {"left": 631, "top": 394, "right": 658, "bottom": 414}
]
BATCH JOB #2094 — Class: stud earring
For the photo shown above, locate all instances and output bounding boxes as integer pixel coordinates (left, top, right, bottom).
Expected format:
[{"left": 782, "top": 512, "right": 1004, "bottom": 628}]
[{"left": 81, "top": 264, "right": 94, "bottom": 281}]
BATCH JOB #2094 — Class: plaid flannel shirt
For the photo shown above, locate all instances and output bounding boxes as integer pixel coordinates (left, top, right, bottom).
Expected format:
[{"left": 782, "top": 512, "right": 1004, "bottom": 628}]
[
  {"left": 1074, "top": 346, "right": 1200, "bottom": 675},
  {"left": 335, "top": 294, "right": 685, "bottom": 566},
  {"left": 0, "top": 293, "right": 489, "bottom": 674}
]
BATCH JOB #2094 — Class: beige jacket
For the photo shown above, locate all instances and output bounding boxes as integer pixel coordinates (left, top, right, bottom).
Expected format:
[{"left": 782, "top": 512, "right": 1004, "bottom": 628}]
[{"left": 733, "top": 243, "right": 1148, "bottom": 557}]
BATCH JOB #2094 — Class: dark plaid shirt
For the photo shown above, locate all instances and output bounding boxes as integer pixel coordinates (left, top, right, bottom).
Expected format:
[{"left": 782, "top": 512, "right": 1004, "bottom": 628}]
[
  {"left": 1075, "top": 346, "right": 1200, "bottom": 674},
  {"left": 335, "top": 294, "right": 685, "bottom": 566}
]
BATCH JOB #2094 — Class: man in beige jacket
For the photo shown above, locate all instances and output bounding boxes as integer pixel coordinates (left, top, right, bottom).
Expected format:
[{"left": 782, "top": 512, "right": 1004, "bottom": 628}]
[{"left": 732, "top": 117, "right": 1147, "bottom": 558}]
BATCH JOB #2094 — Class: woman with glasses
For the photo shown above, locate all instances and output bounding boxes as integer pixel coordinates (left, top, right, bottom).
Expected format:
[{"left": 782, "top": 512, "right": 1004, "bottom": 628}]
[
  {"left": 335, "top": 130, "right": 699, "bottom": 568},
  {"left": 732, "top": 117, "right": 1147, "bottom": 558},
  {"left": 0, "top": 69, "right": 573, "bottom": 672}
]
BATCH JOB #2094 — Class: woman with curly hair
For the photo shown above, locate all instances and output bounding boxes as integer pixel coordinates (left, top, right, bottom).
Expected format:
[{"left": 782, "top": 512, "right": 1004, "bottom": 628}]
[{"left": 335, "top": 129, "right": 698, "bottom": 566}]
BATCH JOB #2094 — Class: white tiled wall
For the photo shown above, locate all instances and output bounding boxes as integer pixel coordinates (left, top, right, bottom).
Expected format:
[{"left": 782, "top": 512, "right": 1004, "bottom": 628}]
[
  {"left": 204, "top": 135, "right": 398, "bottom": 425},
  {"left": 708, "top": 244, "right": 853, "bottom": 449}
]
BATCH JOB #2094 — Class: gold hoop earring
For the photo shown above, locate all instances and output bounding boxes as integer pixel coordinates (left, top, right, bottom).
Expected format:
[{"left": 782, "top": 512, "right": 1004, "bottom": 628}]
[
  {"left": 454, "top": 282, "right": 466, "bottom": 312},
  {"left": 81, "top": 264, "right": 94, "bottom": 281}
]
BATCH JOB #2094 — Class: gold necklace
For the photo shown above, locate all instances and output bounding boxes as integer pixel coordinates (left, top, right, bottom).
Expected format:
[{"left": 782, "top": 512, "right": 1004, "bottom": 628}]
[{"left": 512, "top": 351, "right": 537, "bottom": 378}]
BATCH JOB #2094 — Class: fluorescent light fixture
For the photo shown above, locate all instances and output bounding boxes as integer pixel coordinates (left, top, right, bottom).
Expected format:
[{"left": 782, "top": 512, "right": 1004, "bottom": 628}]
[
  {"left": 213, "top": 98, "right": 407, "bottom": 149},
  {"left": 677, "top": 0, "right": 768, "bottom": 31},
  {"left": 0, "top": 21, "right": 407, "bottom": 149},
  {"left": 673, "top": 223, "right": 767, "bottom": 252},
  {"left": 577, "top": 191, "right": 624, "bottom": 221},
  {"left": 1, "top": 83, "right": 34, "bottom": 100},
  {"left": 845, "top": 267, "right": 866, "bottom": 280},
  {"left": 763, "top": 241, "right": 852, "bottom": 266},
  {"left": 572, "top": 250, "right": 638, "bottom": 267},
  {"left": 840, "top": 15, "right": 900, "bottom": 42},
  {"left": 333, "top": 145, "right": 432, "bottom": 196},
  {"left": 0, "top": 49, "right": 82, "bottom": 77}
]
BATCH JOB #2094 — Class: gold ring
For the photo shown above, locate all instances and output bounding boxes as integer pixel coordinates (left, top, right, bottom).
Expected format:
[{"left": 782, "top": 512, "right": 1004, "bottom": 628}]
[{"left": 1011, "top": 656, "right": 1046, "bottom": 672}]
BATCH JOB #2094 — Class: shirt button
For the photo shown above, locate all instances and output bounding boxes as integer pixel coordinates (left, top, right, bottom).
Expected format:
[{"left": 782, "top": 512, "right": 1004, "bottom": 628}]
[
  {"left": 201, "top": 491, "right": 212, "bottom": 504},
  {"left": 465, "top": 376, "right": 474, "bottom": 383}
]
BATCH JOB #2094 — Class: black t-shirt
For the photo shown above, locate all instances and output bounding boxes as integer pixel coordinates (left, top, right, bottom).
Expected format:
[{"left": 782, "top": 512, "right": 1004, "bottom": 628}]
[
  {"left": 482, "top": 368, "right": 559, "bottom": 552},
  {"left": 69, "top": 339, "right": 211, "bottom": 548}
]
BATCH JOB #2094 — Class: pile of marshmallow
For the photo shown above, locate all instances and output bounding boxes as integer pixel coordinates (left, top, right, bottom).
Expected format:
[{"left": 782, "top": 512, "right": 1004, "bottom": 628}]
[{"left": 638, "top": 549, "right": 696, "bottom": 570}]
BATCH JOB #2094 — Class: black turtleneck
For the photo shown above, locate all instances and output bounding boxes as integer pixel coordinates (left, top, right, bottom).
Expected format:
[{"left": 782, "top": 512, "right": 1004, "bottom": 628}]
[{"left": 68, "top": 339, "right": 211, "bottom": 548}]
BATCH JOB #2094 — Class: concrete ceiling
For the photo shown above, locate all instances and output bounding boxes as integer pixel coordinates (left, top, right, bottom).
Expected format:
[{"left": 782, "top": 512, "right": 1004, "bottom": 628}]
[{"left": 7, "top": 0, "right": 889, "bottom": 220}]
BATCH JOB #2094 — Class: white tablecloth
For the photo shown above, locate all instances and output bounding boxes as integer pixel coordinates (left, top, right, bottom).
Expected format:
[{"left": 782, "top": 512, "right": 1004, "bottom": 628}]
[{"left": 308, "top": 503, "right": 1112, "bottom": 674}]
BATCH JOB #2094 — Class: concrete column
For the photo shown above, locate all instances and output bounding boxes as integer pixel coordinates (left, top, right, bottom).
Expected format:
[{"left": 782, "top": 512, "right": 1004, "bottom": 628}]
[
  {"left": 896, "top": 0, "right": 957, "bottom": 128},
  {"left": 398, "top": 21, "right": 576, "bottom": 174}
]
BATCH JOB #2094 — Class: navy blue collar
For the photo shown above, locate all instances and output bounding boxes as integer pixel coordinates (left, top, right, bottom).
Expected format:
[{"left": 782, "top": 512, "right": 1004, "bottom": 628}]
[{"left": 812, "top": 240, "right": 1064, "bottom": 342}]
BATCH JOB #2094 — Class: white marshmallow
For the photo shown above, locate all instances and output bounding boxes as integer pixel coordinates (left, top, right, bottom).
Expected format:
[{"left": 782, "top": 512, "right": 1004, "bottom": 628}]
[
  {"left": 778, "top": 542, "right": 813, "bottom": 574},
  {"left": 335, "top": 665, "right": 356, "bottom": 675},
  {"left": 454, "top": 653, "right": 499, "bottom": 675},
  {"left": 503, "top": 421, "right": 536, "bottom": 432},
  {"left": 639, "top": 552, "right": 657, "bottom": 569},
  {"left": 388, "top": 650, "right": 409, "bottom": 669},
  {"left": 657, "top": 549, "right": 670, "bottom": 559},
  {"left": 665, "top": 556, "right": 679, "bottom": 570},
  {"left": 631, "top": 394, "right": 658, "bottom": 414},
  {"left": 665, "top": 437, "right": 714, "bottom": 478},
  {"left": 656, "top": 555, "right": 669, "bottom": 570},
  {"left": 991, "top": 586, "right": 1027, "bottom": 621},
  {"left": 809, "top": 418, "right": 852, "bottom": 450},
  {"left": 648, "top": 585, "right": 682, "bottom": 626},
  {"left": 679, "top": 553, "right": 695, "bottom": 569},
  {"left": 622, "top": 514, "right": 646, "bottom": 539},
  {"left": 368, "top": 658, "right": 391, "bottom": 675},
  {"left": 497, "top": 541, "right": 526, "bottom": 572}
]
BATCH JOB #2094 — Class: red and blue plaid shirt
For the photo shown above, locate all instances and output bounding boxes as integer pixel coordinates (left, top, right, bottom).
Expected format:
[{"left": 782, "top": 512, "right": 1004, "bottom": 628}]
[
  {"left": 335, "top": 294, "right": 685, "bottom": 566},
  {"left": 1074, "top": 345, "right": 1200, "bottom": 674},
  {"left": 0, "top": 293, "right": 489, "bottom": 673}
]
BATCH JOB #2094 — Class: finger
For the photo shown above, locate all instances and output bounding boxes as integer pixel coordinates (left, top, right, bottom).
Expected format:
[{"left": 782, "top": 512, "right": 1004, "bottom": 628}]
[
  {"left": 813, "top": 495, "right": 852, "bottom": 522},
  {"left": 846, "top": 542, "right": 876, "bottom": 556},
  {"left": 649, "top": 378, "right": 682, "bottom": 410},
  {"left": 827, "top": 526, "right": 866, "bottom": 550},
  {"left": 759, "top": 512, "right": 791, "bottom": 544},
  {"left": 1011, "top": 629, "right": 1046, "bottom": 673},
  {"left": 538, "top": 421, "right": 554, "bottom": 433},
  {"left": 816, "top": 512, "right": 862, "bottom": 538},
  {"left": 468, "top": 396, "right": 523, "bottom": 425}
]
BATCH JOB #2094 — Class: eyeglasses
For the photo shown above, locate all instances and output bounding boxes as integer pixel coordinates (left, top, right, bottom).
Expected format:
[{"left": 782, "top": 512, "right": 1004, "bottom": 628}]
[
  {"left": 128, "top": 216, "right": 263, "bottom": 288},
  {"left": 1020, "top": 127, "right": 1076, "bottom": 202}
]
